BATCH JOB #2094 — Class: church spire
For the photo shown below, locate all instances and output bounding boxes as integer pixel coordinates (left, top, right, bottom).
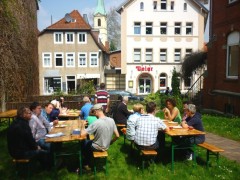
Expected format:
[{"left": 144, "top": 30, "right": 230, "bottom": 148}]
[{"left": 94, "top": 0, "right": 107, "bottom": 16}]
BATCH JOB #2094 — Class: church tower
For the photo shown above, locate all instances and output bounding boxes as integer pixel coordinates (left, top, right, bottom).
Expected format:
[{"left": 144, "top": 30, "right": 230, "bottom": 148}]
[{"left": 94, "top": 0, "right": 108, "bottom": 44}]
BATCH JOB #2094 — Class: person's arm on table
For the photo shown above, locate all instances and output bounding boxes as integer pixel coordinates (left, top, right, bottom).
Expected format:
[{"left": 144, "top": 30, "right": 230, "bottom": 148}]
[{"left": 181, "top": 120, "right": 188, "bottom": 128}]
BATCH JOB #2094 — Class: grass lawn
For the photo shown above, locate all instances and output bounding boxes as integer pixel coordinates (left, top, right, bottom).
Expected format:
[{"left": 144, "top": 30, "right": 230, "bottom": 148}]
[{"left": 1, "top": 117, "right": 240, "bottom": 179}]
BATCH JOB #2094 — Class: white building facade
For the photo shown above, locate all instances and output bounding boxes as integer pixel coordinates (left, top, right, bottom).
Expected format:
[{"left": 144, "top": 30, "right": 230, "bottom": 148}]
[{"left": 117, "top": 0, "right": 208, "bottom": 95}]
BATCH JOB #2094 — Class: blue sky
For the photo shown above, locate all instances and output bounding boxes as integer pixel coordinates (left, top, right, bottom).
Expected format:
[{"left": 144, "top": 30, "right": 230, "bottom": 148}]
[{"left": 37, "top": 0, "right": 126, "bottom": 31}]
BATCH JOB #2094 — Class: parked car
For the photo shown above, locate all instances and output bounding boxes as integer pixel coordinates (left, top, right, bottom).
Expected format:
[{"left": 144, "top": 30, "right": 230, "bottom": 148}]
[{"left": 108, "top": 90, "right": 144, "bottom": 101}]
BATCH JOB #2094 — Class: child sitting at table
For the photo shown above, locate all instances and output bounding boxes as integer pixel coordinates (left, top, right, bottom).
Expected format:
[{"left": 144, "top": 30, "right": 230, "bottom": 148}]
[{"left": 86, "top": 107, "right": 97, "bottom": 125}]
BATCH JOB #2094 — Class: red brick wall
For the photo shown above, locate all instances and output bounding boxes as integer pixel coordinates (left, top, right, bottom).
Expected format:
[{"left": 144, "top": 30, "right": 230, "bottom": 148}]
[{"left": 203, "top": 0, "right": 240, "bottom": 115}]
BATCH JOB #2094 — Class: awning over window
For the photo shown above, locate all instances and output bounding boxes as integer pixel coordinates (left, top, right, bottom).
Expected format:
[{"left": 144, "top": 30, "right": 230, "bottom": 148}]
[{"left": 77, "top": 74, "right": 100, "bottom": 79}]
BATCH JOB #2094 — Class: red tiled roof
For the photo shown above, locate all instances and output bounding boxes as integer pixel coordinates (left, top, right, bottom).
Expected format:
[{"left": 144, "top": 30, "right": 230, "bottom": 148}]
[{"left": 47, "top": 10, "right": 91, "bottom": 30}]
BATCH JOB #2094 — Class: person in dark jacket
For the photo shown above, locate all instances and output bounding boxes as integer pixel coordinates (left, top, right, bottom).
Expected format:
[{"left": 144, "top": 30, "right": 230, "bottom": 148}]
[
  {"left": 7, "top": 107, "right": 49, "bottom": 166},
  {"left": 113, "top": 96, "right": 133, "bottom": 125},
  {"left": 180, "top": 104, "right": 205, "bottom": 160}
]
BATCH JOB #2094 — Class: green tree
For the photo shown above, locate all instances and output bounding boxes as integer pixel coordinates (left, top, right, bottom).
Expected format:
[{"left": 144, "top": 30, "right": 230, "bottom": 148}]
[
  {"left": 181, "top": 51, "right": 207, "bottom": 79},
  {"left": 171, "top": 67, "right": 181, "bottom": 96},
  {"left": 110, "top": 41, "right": 117, "bottom": 51}
]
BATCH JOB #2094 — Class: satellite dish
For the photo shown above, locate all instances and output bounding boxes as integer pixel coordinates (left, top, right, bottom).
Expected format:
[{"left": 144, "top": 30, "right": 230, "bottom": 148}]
[{"left": 65, "top": 13, "right": 72, "bottom": 23}]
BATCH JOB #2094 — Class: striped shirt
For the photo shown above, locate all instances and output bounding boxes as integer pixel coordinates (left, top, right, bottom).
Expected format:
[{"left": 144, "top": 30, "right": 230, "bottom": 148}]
[
  {"left": 134, "top": 114, "right": 166, "bottom": 146},
  {"left": 95, "top": 90, "right": 110, "bottom": 111}
]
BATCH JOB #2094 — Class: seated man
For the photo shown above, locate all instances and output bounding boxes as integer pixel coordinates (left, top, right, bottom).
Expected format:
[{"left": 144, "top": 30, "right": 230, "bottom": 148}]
[
  {"left": 126, "top": 103, "right": 144, "bottom": 141},
  {"left": 113, "top": 96, "right": 133, "bottom": 125},
  {"left": 81, "top": 104, "right": 119, "bottom": 170},
  {"left": 29, "top": 102, "right": 51, "bottom": 152},
  {"left": 134, "top": 102, "right": 169, "bottom": 150},
  {"left": 41, "top": 102, "right": 55, "bottom": 124},
  {"left": 80, "top": 96, "right": 93, "bottom": 120},
  {"left": 7, "top": 107, "right": 49, "bottom": 167},
  {"left": 180, "top": 104, "right": 205, "bottom": 160}
]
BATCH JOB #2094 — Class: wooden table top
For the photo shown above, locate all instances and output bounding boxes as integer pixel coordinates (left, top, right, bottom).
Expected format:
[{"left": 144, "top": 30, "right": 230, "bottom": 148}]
[
  {"left": 58, "top": 111, "right": 80, "bottom": 118},
  {"left": 0, "top": 109, "right": 17, "bottom": 118},
  {"left": 45, "top": 120, "right": 86, "bottom": 143},
  {"left": 163, "top": 120, "right": 206, "bottom": 136}
]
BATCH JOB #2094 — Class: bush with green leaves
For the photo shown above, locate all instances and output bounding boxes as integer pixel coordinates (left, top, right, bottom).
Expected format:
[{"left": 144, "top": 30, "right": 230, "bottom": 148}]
[
  {"left": 77, "top": 80, "right": 95, "bottom": 94},
  {"left": 145, "top": 91, "right": 183, "bottom": 113}
]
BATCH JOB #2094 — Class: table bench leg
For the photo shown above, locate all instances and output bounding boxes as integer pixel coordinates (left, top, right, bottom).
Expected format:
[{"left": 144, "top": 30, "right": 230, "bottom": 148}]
[
  {"left": 79, "top": 142, "right": 82, "bottom": 175},
  {"left": 171, "top": 143, "right": 175, "bottom": 171}
]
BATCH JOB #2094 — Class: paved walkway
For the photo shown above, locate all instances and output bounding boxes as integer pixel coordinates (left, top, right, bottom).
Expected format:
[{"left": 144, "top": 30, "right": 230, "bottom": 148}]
[{"left": 205, "top": 132, "right": 240, "bottom": 163}]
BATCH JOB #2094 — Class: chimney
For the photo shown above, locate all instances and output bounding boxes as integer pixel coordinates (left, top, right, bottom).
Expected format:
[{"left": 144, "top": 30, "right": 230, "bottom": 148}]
[{"left": 105, "top": 41, "right": 110, "bottom": 51}]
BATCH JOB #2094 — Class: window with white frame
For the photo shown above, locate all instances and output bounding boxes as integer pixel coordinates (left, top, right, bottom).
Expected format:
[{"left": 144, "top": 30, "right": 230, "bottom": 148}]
[
  {"left": 160, "top": 49, "right": 167, "bottom": 62},
  {"left": 146, "top": 22, "right": 153, "bottom": 35},
  {"left": 185, "top": 49, "right": 192, "bottom": 58},
  {"left": 54, "top": 32, "right": 63, "bottom": 44},
  {"left": 227, "top": 31, "right": 239, "bottom": 78},
  {"left": 184, "top": 3, "right": 187, "bottom": 11},
  {"left": 90, "top": 53, "right": 98, "bottom": 67},
  {"left": 174, "top": 49, "right": 181, "bottom": 62},
  {"left": 66, "top": 53, "right": 75, "bottom": 67},
  {"left": 153, "top": 1, "right": 157, "bottom": 10},
  {"left": 78, "top": 32, "right": 87, "bottom": 44},
  {"left": 42, "top": 53, "right": 52, "bottom": 67},
  {"left": 140, "top": 2, "right": 144, "bottom": 11},
  {"left": 134, "top": 49, "right": 141, "bottom": 63},
  {"left": 186, "top": 22, "right": 193, "bottom": 35},
  {"left": 171, "top": 1, "right": 174, "bottom": 10},
  {"left": 65, "top": 32, "right": 74, "bottom": 44},
  {"left": 184, "top": 77, "right": 191, "bottom": 88},
  {"left": 160, "top": 22, "right": 167, "bottom": 34},
  {"left": 145, "top": 49, "right": 152, "bottom": 62},
  {"left": 161, "top": 0, "right": 167, "bottom": 10},
  {"left": 44, "top": 77, "right": 61, "bottom": 94},
  {"left": 134, "top": 22, "right": 141, "bottom": 35},
  {"left": 78, "top": 53, "right": 87, "bottom": 67},
  {"left": 55, "top": 53, "right": 63, "bottom": 67},
  {"left": 175, "top": 22, "right": 181, "bottom": 35},
  {"left": 229, "top": 0, "right": 238, "bottom": 4},
  {"left": 160, "top": 73, "right": 167, "bottom": 87}
]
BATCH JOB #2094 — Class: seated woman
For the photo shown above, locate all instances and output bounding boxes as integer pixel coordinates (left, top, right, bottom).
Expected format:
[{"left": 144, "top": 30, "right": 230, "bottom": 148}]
[
  {"left": 50, "top": 100, "right": 60, "bottom": 124},
  {"left": 163, "top": 98, "right": 182, "bottom": 123},
  {"left": 126, "top": 103, "right": 144, "bottom": 141}
]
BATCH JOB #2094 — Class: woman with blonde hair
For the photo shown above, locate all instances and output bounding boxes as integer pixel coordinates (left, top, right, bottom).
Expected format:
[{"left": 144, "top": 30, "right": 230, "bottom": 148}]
[{"left": 126, "top": 103, "right": 144, "bottom": 141}]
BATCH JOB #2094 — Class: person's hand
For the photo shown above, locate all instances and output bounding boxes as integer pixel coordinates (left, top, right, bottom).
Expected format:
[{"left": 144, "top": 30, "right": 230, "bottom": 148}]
[
  {"left": 53, "top": 120, "right": 58, "bottom": 125},
  {"left": 83, "top": 120, "right": 88, "bottom": 126},
  {"left": 37, "top": 146, "right": 41, "bottom": 150},
  {"left": 163, "top": 108, "right": 169, "bottom": 114},
  {"left": 105, "top": 108, "right": 109, "bottom": 113}
]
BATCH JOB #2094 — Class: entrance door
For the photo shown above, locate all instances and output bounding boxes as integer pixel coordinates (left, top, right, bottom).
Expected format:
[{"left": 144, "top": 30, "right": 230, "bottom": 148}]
[{"left": 138, "top": 77, "right": 152, "bottom": 94}]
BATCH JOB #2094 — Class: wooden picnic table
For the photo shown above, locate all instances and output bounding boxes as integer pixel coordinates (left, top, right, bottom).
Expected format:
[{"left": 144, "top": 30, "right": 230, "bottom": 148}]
[
  {"left": 163, "top": 120, "right": 206, "bottom": 171},
  {"left": 45, "top": 120, "right": 86, "bottom": 175},
  {"left": 0, "top": 109, "right": 17, "bottom": 126},
  {"left": 58, "top": 111, "right": 80, "bottom": 120}
]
